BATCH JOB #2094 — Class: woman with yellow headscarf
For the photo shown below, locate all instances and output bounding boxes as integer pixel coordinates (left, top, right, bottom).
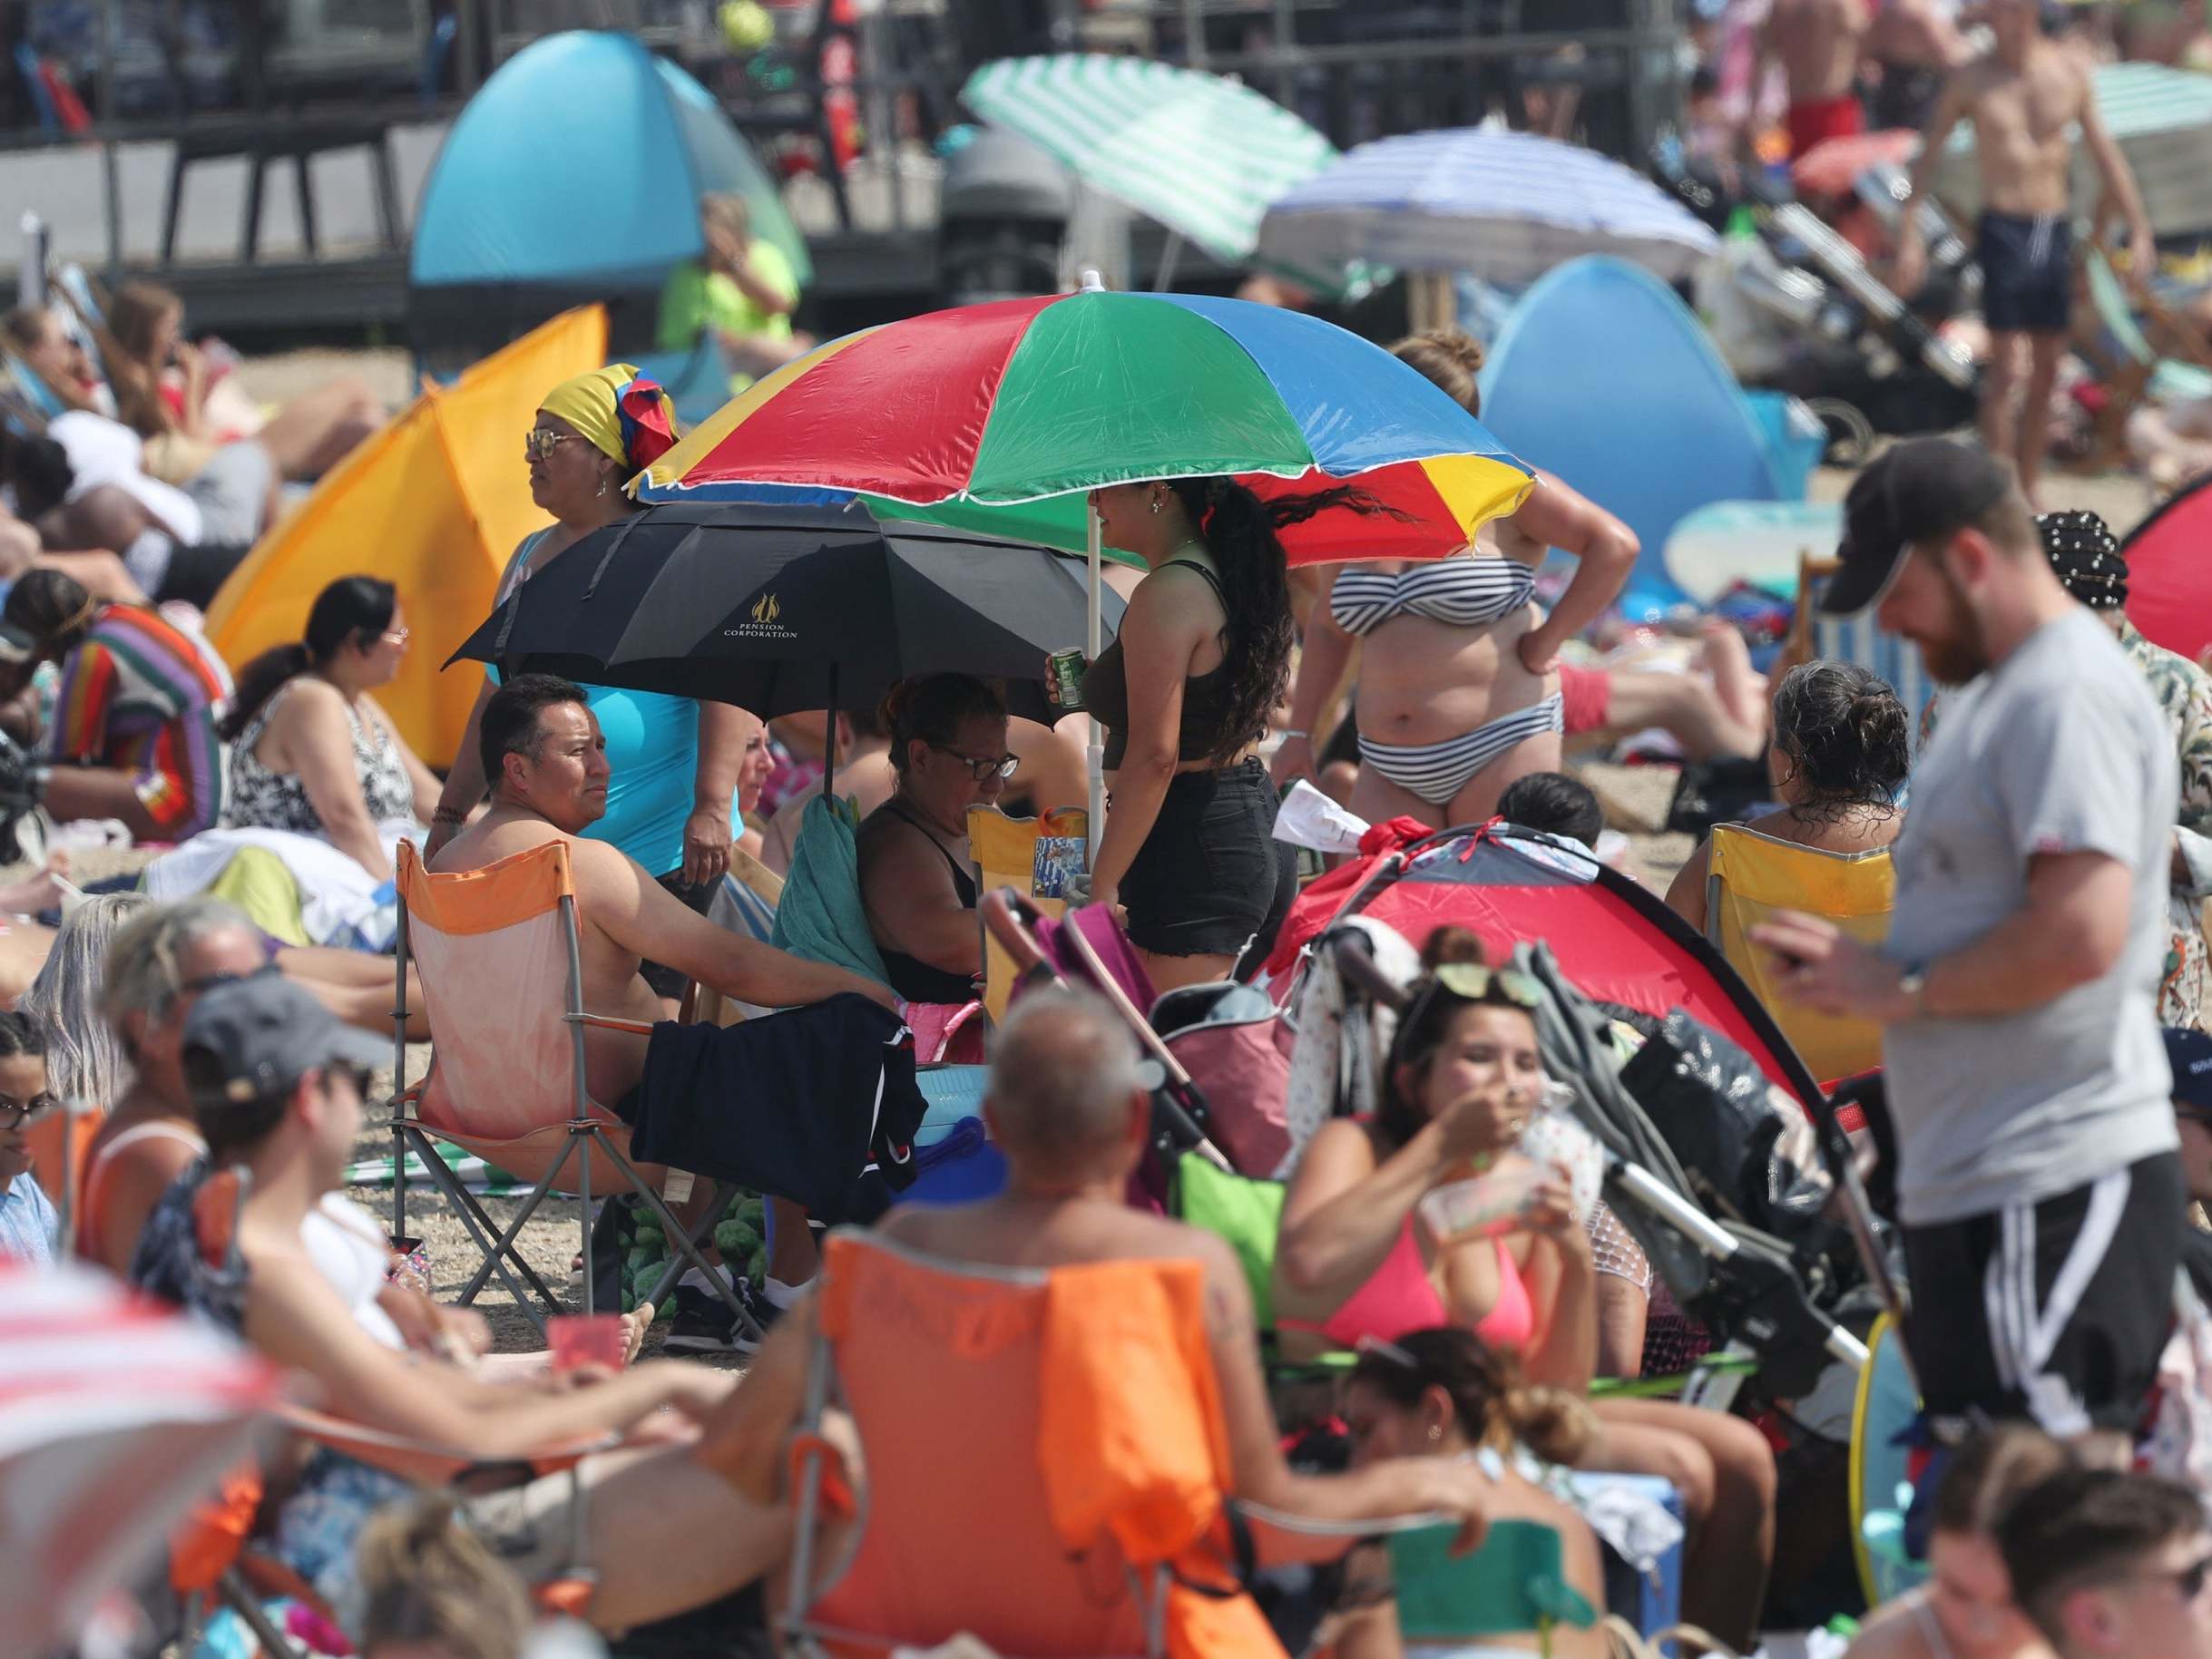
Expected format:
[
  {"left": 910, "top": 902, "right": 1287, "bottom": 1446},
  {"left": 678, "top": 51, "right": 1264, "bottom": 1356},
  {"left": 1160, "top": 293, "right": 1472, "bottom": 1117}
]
[{"left": 427, "top": 365, "right": 764, "bottom": 981}]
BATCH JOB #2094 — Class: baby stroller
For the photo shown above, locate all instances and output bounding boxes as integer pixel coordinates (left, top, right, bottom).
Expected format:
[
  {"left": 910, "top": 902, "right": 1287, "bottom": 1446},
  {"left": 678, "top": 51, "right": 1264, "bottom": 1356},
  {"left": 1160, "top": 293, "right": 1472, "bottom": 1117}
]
[
  {"left": 979, "top": 891, "right": 1293, "bottom": 1186},
  {"left": 1276, "top": 823, "right": 1895, "bottom": 1403}
]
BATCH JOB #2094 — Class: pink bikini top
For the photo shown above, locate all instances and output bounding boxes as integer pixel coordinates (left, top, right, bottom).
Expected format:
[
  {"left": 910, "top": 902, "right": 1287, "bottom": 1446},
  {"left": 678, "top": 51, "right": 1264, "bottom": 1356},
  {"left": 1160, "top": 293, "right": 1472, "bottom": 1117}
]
[{"left": 1316, "top": 1215, "right": 1537, "bottom": 1354}]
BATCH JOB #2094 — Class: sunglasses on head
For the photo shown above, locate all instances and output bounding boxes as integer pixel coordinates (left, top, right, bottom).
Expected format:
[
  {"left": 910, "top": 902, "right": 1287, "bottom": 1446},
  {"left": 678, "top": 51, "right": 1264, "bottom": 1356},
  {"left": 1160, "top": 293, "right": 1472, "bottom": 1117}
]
[{"left": 1427, "top": 961, "right": 1547, "bottom": 1011}]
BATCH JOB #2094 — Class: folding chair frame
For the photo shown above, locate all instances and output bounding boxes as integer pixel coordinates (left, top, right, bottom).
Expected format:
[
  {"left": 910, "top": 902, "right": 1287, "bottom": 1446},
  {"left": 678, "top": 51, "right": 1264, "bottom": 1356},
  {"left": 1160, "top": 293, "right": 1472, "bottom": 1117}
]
[
  {"left": 388, "top": 862, "right": 757, "bottom": 1342},
  {"left": 778, "top": 1230, "right": 1451, "bottom": 1659}
]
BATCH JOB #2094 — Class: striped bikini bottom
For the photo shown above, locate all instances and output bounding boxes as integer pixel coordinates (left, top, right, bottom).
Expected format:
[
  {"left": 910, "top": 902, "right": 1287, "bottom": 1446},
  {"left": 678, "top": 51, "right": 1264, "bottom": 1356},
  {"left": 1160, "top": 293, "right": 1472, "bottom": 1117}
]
[{"left": 1356, "top": 694, "right": 1565, "bottom": 807}]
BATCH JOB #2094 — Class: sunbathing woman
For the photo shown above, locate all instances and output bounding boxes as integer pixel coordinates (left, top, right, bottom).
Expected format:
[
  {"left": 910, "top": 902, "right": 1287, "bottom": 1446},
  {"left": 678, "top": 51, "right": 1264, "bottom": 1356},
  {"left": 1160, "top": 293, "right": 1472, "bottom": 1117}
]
[
  {"left": 1845, "top": 1426, "right": 2070, "bottom": 1659},
  {"left": 1666, "top": 660, "right": 1909, "bottom": 932},
  {"left": 102, "top": 281, "right": 382, "bottom": 483},
  {"left": 1327, "top": 1328, "right": 1608, "bottom": 1659},
  {"left": 1073, "top": 477, "right": 1385, "bottom": 991},
  {"left": 1275, "top": 329, "right": 1638, "bottom": 831},
  {"left": 131, "top": 972, "right": 783, "bottom": 1636},
  {"left": 221, "top": 575, "right": 441, "bottom": 880},
  {"left": 856, "top": 674, "right": 1010, "bottom": 1008},
  {"left": 1274, "top": 927, "right": 1778, "bottom": 1651}
]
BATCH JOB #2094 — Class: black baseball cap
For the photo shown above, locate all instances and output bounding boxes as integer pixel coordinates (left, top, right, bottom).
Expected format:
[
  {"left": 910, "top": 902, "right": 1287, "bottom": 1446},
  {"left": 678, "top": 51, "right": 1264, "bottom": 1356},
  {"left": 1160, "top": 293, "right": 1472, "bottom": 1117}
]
[
  {"left": 1822, "top": 439, "right": 2014, "bottom": 618},
  {"left": 181, "top": 971, "right": 386, "bottom": 1114},
  {"left": 2167, "top": 1028, "right": 2212, "bottom": 1117}
]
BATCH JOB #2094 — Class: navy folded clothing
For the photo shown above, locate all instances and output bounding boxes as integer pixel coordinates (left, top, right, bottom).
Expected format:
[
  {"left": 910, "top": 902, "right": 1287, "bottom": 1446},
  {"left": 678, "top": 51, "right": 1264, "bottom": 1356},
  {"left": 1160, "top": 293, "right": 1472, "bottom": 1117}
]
[{"left": 618, "top": 993, "right": 926, "bottom": 1221}]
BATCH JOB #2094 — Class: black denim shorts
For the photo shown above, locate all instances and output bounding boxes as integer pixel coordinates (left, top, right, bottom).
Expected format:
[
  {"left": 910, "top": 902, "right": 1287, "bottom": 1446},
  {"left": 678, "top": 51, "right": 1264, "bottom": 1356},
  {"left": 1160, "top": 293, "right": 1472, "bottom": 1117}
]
[{"left": 1120, "top": 759, "right": 1297, "bottom": 962}]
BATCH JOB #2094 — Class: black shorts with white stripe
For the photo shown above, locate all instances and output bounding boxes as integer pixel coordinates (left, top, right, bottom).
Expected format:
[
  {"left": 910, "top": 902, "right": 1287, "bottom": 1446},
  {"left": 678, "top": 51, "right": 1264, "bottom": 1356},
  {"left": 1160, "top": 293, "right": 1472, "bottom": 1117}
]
[{"left": 1903, "top": 1151, "right": 2183, "bottom": 1439}]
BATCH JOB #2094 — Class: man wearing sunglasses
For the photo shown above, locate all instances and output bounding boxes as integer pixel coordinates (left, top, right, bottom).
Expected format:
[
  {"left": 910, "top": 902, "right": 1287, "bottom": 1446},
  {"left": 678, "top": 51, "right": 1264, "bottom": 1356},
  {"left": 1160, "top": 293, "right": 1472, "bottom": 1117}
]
[{"left": 1999, "top": 1467, "right": 2212, "bottom": 1659}]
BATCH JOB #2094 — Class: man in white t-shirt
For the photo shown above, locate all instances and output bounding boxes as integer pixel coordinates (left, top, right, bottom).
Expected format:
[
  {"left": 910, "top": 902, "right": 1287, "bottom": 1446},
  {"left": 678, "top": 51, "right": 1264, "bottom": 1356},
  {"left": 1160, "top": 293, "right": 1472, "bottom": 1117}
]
[{"left": 1752, "top": 438, "right": 2182, "bottom": 1445}]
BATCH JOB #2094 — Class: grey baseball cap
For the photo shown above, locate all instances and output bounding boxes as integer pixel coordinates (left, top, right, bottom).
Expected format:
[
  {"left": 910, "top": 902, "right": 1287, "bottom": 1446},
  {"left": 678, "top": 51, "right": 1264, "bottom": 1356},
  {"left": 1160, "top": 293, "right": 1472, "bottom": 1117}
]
[{"left": 181, "top": 971, "right": 387, "bottom": 1110}]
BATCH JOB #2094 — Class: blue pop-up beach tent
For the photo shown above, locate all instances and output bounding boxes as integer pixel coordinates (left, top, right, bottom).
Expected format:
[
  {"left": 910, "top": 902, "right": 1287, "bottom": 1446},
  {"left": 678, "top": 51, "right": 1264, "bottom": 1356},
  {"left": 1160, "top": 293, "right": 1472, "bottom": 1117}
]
[
  {"left": 410, "top": 30, "right": 808, "bottom": 378},
  {"left": 1479, "top": 257, "right": 1791, "bottom": 620}
]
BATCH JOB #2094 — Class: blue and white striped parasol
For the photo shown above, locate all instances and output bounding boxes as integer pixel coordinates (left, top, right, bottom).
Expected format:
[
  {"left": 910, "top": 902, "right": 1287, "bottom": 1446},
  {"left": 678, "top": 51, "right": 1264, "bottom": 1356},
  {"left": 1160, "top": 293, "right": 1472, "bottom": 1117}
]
[{"left": 1258, "top": 126, "right": 1718, "bottom": 289}]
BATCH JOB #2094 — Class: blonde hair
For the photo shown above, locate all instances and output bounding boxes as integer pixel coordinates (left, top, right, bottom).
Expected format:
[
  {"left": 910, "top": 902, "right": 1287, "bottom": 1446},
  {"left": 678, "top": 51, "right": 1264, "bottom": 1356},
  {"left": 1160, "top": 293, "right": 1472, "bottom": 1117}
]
[
  {"left": 1389, "top": 328, "right": 1487, "bottom": 416},
  {"left": 358, "top": 1497, "right": 533, "bottom": 1659}
]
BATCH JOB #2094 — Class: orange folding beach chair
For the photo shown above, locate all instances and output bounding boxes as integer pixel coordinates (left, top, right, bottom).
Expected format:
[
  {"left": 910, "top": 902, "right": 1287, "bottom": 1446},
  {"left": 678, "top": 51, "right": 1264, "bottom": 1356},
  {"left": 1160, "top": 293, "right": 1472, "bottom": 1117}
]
[
  {"left": 388, "top": 839, "right": 752, "bottom": 1337},
  {"left": 775, "top": 1229, "right": 1442, "bottom": 1658}
]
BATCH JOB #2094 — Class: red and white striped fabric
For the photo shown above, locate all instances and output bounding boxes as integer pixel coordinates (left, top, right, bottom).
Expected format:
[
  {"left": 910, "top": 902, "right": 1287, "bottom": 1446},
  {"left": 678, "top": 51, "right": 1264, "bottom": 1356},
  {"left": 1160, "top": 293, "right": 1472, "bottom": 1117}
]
[{"left": 0, "top": 1263, "right": 281, "bottom": 1659}]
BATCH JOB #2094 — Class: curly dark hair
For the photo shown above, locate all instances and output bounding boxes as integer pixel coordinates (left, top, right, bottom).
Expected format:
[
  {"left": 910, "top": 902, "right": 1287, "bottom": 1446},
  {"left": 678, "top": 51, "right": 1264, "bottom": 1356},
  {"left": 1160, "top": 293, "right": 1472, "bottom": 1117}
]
[
  {"left": 1164, "top": 477, "right": 1413, "bottom": 766},
  {"left": 1771, "top": 660, "right": 1909, "bottom": 823}
]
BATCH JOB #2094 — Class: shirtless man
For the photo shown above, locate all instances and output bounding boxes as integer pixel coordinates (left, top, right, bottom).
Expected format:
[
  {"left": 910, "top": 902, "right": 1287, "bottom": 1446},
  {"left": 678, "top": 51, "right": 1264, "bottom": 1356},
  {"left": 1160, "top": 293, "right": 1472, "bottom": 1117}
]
[
  {"left": 1864, "top": 0, "right": 1971, "bottom": 132},
  {"left": 1754, "top": 0, "right": 1872, "bottom": 161},
  {"left": 1893, "top": 0, "right": 2154, "bottom": 505},
  {"left": 430, "top": 673, "right": 893, "bottom": 1112}
]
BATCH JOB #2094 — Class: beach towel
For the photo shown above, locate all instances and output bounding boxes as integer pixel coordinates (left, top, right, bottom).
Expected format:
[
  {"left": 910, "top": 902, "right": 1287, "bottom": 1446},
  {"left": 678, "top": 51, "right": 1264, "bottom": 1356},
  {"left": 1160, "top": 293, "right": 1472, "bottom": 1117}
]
[
  {"left": 142, "top": 823, "right": 413, "bottom": 951},
  {"left": 770, "top": 795, "right": 890, "bottom": 989},
  {"left": 1037, "top": 1258, "right": 1284, "bottom": 1659}
]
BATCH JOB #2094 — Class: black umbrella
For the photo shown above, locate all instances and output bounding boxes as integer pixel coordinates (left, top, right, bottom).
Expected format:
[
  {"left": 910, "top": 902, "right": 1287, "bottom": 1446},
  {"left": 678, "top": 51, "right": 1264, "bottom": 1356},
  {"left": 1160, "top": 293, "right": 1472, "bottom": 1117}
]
[{"left": 446, "top": 500, "right": 1124, "bottom": 740}]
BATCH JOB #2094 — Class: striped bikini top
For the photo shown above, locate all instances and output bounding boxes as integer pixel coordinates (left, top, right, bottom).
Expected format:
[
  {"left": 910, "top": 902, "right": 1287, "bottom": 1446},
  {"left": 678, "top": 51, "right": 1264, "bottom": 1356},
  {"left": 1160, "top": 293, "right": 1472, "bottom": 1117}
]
[{"left": 1328, "top": 556, "right": 1535, "bottom": 637}]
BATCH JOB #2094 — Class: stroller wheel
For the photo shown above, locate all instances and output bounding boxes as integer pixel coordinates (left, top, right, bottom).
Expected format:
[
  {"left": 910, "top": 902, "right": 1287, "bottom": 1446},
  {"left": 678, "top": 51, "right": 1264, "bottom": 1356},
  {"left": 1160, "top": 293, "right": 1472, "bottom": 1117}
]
[{"left": 1806, "top": 398, "right": 1877, "bottom": 467}]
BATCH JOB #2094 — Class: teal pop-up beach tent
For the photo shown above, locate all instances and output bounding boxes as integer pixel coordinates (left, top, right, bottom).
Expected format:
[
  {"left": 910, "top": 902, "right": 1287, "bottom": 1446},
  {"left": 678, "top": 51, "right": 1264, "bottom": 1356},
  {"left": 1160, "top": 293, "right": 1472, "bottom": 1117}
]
[{"left": 409, "top": 30, "right": 808, "bottom": 380}]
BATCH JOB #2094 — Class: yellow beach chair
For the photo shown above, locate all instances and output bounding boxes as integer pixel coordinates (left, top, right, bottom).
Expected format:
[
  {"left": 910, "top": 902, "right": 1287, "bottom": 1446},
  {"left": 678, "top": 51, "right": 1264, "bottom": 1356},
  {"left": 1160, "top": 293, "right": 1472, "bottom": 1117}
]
[{"left": 1706, "top": 823, "right": 1894, "bottom": 1084}]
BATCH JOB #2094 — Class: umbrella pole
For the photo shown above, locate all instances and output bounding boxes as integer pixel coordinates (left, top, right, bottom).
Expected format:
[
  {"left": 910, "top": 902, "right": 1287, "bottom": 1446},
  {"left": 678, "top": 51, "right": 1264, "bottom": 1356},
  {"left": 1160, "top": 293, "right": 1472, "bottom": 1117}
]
[
  {"left": 1086, "top": 505, "right": 1105, "bottom": 866},
  {"left": 1154, "top": 232, "right": 1183, "bottom": 292},
  {"left": 824, "top": 665, "right": 839, "bottom": 801}
]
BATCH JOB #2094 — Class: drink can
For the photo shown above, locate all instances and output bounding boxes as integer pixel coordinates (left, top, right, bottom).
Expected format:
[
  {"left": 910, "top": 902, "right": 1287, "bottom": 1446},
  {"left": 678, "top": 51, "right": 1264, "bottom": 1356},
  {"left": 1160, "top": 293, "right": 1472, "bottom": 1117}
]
[{"left": 1047, "top": 648, "right": 1087, "bottom": 709}]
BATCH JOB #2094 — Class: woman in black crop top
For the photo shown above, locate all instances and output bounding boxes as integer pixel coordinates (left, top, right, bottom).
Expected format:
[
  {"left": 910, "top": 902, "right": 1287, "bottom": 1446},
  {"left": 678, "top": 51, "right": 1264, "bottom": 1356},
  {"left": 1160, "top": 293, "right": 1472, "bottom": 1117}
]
[
  {"left": 1072, "top": 474, "right": 1396, "bottom": 993},
  {"left": 855, "top": 673, "right": 1012, "bottom": 1005}
]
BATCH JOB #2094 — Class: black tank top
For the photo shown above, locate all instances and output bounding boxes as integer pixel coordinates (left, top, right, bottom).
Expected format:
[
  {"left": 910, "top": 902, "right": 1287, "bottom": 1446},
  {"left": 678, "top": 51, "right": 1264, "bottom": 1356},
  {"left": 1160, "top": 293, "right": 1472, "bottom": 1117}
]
[
  {"left": 1081, "top": 559, "right": 1247, "bottom": 769},
  {"left": 873, "top": 804, "right": 980, "bottom": 1005}
]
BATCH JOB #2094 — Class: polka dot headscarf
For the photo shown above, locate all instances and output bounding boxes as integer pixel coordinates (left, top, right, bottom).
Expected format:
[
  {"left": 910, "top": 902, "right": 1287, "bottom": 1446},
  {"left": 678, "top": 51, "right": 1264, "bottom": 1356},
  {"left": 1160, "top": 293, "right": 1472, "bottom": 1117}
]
[{"left": 2036, "top": 508, "right": 2128, "bottom": 611}]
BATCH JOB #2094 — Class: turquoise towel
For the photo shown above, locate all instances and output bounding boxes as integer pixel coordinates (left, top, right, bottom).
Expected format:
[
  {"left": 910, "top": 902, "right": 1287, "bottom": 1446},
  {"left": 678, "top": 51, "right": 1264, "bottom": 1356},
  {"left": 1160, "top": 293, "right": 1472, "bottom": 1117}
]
[{"left": 770, "top": 794, "right": 891, "bottom": 988}]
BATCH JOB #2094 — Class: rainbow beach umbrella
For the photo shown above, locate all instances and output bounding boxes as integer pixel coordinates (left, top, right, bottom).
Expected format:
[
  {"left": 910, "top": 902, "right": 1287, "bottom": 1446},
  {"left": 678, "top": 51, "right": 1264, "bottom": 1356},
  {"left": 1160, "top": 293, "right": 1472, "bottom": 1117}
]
[
  {"left": 637, "top": 282, "right": 1532, "bottom": 839},
  {"left": 634, "top": 284, "right": 1533, "bottom": 569}
]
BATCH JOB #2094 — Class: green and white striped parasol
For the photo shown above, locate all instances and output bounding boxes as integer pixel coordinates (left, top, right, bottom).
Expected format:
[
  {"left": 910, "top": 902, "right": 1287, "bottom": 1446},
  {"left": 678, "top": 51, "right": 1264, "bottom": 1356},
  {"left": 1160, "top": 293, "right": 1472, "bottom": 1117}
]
[{"left": 961, "top": 53, "right": 1361, "bottom": 292}]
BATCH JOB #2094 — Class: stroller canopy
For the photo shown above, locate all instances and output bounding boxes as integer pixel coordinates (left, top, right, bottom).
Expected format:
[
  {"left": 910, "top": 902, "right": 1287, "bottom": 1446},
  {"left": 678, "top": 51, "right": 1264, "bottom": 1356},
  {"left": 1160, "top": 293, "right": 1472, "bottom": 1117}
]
[
  {"left": 1268, "top": 823, "right": 1823, "bottom": 1110},
  {"left": 408, "top": 30, "right": 808, "bottom": 368}
]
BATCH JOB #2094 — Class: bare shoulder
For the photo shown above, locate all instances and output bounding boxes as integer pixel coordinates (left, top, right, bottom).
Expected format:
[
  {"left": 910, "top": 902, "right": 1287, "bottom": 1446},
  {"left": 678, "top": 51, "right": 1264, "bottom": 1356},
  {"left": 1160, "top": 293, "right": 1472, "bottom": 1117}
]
[
  {"left": 270, "top": 675, "right": 347, "bottom": 730},
  {"left": 1302, "top": 1114, "right": 1383, "bottom": 1174}
]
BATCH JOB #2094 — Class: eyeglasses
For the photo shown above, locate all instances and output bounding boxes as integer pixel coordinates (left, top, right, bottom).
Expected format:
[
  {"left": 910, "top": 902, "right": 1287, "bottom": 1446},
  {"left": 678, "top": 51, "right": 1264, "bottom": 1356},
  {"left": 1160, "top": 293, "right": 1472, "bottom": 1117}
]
[
  {"left": 524, "top": 428, "right": 571, "bottom": 461},
  {"left": 931, "top": 744, "right": 1019, "bottom": 782},
  {"left": 1429, "top": 961, "right": 1547, "bottom": 1010},
  {"left": 380, "top": 628, "right": 411, "bottom": 647},
  {"left": 0, "top": 1094, "right": 58, "bottom": 1131}
]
